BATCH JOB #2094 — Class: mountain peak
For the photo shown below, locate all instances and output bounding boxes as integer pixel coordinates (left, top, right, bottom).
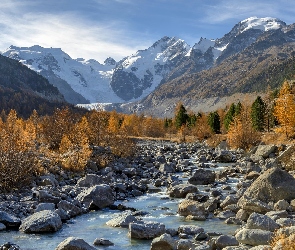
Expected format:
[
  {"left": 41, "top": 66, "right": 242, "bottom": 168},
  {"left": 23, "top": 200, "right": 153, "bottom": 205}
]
[
  {"left": 104, "top": 57, "right": 116, "bottom": 66},
  {"left": 239, "top": 16, "right": 286, "bottom": 34}
]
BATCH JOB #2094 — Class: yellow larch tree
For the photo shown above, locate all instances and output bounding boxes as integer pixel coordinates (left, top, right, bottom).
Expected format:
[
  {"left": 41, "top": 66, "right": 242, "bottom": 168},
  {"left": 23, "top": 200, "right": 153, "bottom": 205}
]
[{"left": 274, "top": 81, "right": 295, "bottom": 138}]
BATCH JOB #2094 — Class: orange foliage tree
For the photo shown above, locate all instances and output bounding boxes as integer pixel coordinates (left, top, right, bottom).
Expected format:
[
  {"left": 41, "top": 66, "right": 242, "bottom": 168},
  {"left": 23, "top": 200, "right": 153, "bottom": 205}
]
[{"left": 274, "top": 81, "right": 295, "bottom": 138}]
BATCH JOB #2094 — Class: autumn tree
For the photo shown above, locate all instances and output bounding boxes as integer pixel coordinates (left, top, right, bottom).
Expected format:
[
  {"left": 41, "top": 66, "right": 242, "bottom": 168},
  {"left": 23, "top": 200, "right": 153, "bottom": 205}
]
[
  {"left": 0, "top": 110, "right": 38, "bottom": 191},
  {"left": 227, "top": 106, "right": 260, "bottom": 149},
  {"left": 264, "top": 85, "right": 277, "bottom": 132},
  {"left": 274, "top": 81, "right": 295, "bottom": 138},
  {"left": 251, "top": 96, "right": 265, "bottom": 131}
]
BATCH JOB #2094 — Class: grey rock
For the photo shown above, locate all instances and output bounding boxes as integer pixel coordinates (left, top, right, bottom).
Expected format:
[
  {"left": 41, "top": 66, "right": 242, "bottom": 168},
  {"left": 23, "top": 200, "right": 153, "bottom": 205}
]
[
  {"left": 38, "top": 190, "right": 60, "bottom": 204},
  {"left": 37, "top": 175, "right": 58, "bottom": 187},
  {"left": 93, "top": 238, "right": 114, "bottom": 246},
  {"left": 178, "top": 200, "right": 207, "bottom": 220},
  {"left": 129, "top": 221, "right": 165, "bottom": 239},
  {"left": 246, "top": 212, "right": 279, "bottom": 232},
  {"left": 265, "top": 210, "right": 288, "bottom": 221},
  {"left": 159, "top": 163, "right": 175, "bottom": 173},
  {"left": 77, "top": 184, "right": 114, "bottom": 210},
  {"left": 0, "top": 223, "right": 6, "bottom": 231},
  {"left": 239, "top": 168, "right": 295, "bottom": 203},
  {"left": 35, "top": 203, "right": 55, "bottom": 212},
  {"left": 176, "top": 239, "right": 194, "bottom": 250},
  {"left": 237, "top": 196, "right": 272, "bottom": 213},
  {"left": 76, "top": 174, "right": 103, "bottom": 187},
  {"left": 254, "top": 145, "right": 277, "bottom": 159},
  {"left": 215, "top": 150, "right": 235, "bottom": 163},
  {"left": 167, "top": 184, "right": 198, "bottom": 198},
  {"left": 235, "top": 228, "right": 273, "bottom": 246},
  {"left": 275, "top": 217, "right": 295, "bottom": 227},
  {"left": 274, "top": 199, "right": 289, "bottom": 211},
  {"left": 215, "top": 235, "right": 239, "bottom": 249},
  {"left": 188, "top": 169, "right": 215, "bottom": 185},
  {"left": 106, "top": 212, "right": 137, "bottom": 228},
  {"left": 57, "top": 200, "right": 82, "bottom": 217},
  {"left": 55, "top": 237, "right": 96, "bottom": 250},
  {"left": 150, "top": 233, "right": 177, "bottom": 250},
  {"left": 20, "top": 210, "right": 62, "bottom": 233},
  {"left": 0, "top": 211, "right": 21, "bottom": 228},
  {"left": 178, "top": 225, "right": 204, "bottom": 235},
  {"left": 216, "top": 210, "right": 236, "bottom": 220}
]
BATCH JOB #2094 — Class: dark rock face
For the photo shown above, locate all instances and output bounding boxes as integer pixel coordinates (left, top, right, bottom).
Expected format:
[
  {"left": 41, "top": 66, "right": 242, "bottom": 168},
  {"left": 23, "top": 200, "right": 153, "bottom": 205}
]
[{"left": 110, "top": 69, "right": 152, "bottom": 101}]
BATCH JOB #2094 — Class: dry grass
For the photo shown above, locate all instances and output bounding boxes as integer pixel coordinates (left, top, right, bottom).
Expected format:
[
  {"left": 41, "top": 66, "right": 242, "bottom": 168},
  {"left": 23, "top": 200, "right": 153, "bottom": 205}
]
[{"left": 270, "top": 230, "right": 295, "bottom": 250}]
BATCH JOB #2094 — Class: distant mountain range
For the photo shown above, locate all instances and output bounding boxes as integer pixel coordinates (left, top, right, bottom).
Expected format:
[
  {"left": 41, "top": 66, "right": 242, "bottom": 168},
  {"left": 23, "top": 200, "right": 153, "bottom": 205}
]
[{"left": 2, "top": 16, "right": 295, "bottom": 117}]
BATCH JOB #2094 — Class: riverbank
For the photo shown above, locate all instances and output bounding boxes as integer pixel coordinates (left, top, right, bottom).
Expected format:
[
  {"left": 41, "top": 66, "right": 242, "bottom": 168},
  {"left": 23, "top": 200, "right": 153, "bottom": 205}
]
[{"left": 0, "top": 140, "right": 295, "bottom": 249}]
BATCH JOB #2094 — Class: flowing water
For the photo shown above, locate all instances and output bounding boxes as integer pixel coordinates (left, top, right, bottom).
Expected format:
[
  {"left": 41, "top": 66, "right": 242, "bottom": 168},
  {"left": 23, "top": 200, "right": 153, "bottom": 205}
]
[{"left": 0, "top": 165, "right": 241, "bottom": 249}]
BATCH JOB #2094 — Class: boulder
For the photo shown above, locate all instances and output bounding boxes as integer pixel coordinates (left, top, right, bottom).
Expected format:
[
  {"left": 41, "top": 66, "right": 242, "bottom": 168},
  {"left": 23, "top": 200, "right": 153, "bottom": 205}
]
[
  {"left": 55, "top": 237, "right": 96, "bottom": 250},
  {"left": 76, "top": 174, "right": 103, "bottom": 187},
  {"left": 176, "top": 239, "right": 194, "bottom": 250},
  {"left": 235, "top": 228, "right": 273, "bottom": 246},
  {"left": 188, "top": 169, "right": 215, "bottom": 185},
  {"left": 178, "top": 225, "right": 204, "bottom": 235},
  {"left": 214, "top": 235, "right": 239, "bottom": 249},
  {"left": 274, "top": 199, "right": 289, "bottom": 211},
  {"left": 76, "top": 184, "right": 114, "bottom": 210},
  {"left": 93, "top": 238, "right": 114, "bottom": 246},
  {"left": 167, "top": 184, "right": 198, "bottom": 198},
  {"left": 35, "top": 203, "right": 55, "bottom": 212},
  {"left": 20, "top": 210, "right": 62, "bottom": 233},
  {"left": 0, "top": 211, "right": 21, "bottom": 228},
  {"left": 159, "top": 163, "right": 175, "bottom": 173},
  {"left": 106, "top": 212, "right": 137, "bottom": 228},
  {"left": 246, "top": 212, "right": 279, "bottom": 232},
  {"left": 129, "top": 221, "right": 165, "bottom": 239},
  {"left": 57, "top": 200, "right": 82, "bottom": 217},
  {"left": 215, "top": 150, "right": 235, "bottom": 163},
  {"left": 237, "top": 196, "right": 272, "bottom": 214},
  {"left": 0, "top": 223, "right": 6, "bottom": 231},
  {"left": 150, "top": 233, "right": 177, "bottom": 250},
  {"left": 239, "top": 168, "right": 295, "bottom": 203},
  {"left": 265, "top": 210, "right": 288, "bottom": 221},
  {"left": 37, "top": 175, "right": 58, "bottom": 187},
  {"left": 254, "top": 145, "right": 277, "bottom": 159},
  {"left": 178, "top": 200, "right": 207, "bottom": 220},
  {"left": 37, "top": 190, "right": 60, "bottom": 204},
  {"left": 220, "top": 196, "right": 238, "bottom": 209}
]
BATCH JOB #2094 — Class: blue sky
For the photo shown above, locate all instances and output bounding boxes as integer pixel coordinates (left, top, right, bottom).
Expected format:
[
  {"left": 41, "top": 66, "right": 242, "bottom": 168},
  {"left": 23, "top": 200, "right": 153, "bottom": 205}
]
[{"left": 0, "top": 0, "right": 295, "bottom": 63}]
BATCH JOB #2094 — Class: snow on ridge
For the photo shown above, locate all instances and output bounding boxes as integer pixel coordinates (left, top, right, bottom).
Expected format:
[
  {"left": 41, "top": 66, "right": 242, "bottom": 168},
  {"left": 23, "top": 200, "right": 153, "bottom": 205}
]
[
  {"left": 193, "top": 38, "right": 215, "bottom": 53},
  {"left": 239, "top": 16, "right": 285, "bottom": 33}
]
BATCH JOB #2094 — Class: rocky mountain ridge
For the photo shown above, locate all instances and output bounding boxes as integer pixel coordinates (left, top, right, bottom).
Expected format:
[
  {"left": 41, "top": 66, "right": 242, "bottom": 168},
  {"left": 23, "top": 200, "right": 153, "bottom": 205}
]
[{"left": 2, "top": 16, "right": 294, "bottom": 116}]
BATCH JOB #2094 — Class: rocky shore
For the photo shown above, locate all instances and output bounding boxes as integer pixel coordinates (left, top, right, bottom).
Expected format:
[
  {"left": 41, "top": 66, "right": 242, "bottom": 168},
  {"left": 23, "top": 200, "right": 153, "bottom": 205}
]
[{"left": 0, "top": 140, "right": 295, "bottom": 249}]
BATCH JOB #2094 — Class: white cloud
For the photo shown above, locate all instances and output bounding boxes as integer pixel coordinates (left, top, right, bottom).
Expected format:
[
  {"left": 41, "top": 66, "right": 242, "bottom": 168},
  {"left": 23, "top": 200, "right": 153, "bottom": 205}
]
[
  {"left": 202, "top": 0, "right": 295, "bottom": 24},
  {"left": 0, "top": 1, "right": 151, "bottom": 62}
]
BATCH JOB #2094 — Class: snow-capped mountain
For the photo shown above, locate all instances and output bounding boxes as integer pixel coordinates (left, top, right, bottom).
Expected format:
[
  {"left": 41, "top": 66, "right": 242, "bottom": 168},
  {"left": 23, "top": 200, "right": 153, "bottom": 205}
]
[
  {"left": 1, "top": 16, "right": 289, "bottom": 112},
  {"left": 110, "top": 36, "right": 190, "bottom": 101},
  {"left": 2, "top": 45, "right": 120, "bottom": 104},
  {"left": 2, "top": 37, "right": 190, "bottom": 104}
]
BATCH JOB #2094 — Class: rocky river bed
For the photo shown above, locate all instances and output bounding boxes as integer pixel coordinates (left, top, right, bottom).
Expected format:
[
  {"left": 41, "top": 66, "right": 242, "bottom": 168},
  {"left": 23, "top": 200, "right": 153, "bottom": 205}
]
[{"left": 0, "top": 140, "right": 295, "bottom": 249}]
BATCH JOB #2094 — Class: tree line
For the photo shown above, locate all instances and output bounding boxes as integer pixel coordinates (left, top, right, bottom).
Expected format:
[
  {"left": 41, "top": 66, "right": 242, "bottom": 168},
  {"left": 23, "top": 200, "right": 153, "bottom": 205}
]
[{"left": 0, "top": 80, "right": 294, "bottom": 191}]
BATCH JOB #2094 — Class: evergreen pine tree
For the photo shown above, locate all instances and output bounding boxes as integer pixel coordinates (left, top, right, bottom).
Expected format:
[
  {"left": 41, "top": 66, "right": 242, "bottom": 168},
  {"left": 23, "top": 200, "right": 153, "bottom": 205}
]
[
  {"left": 251, "top": 96, "right": 265, "bottom": 131},
  {"left": 174, "top": 103, "right": 189, "bottom": 129},
  {"left": 224, "top": 103, "right": 236, "bottom": 131},
  {"left": 207, "top": 111, "right": 220, "bottom": 134}
]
